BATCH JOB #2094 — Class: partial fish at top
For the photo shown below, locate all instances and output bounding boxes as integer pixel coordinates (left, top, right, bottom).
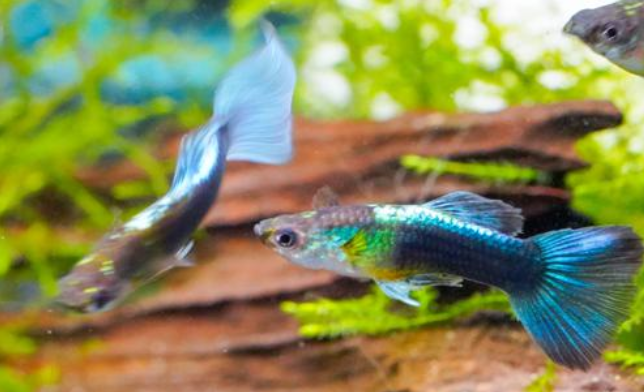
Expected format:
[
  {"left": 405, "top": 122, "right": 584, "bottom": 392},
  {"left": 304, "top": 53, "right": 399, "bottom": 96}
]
[
  {"left": 57, "top": 22, "right": 296, "bottom": 313},
  {"left": 565, "top": 0, "right": 644, "bottom": 75}
]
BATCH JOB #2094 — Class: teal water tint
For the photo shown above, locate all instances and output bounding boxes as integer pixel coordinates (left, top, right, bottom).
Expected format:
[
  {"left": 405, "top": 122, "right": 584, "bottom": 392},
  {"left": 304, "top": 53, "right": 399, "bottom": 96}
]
[{"left": 5, "top": 0, "right": 228, "bottom": 102}]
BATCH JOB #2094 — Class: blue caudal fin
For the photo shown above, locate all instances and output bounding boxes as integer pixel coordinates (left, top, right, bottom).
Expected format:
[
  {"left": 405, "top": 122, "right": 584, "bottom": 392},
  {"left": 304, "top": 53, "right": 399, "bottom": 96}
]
[
  {"left": 170, "top": 22, "right": 295, "bottom": 193},
  {"left": 510, "top": 227, "right": 643, "bottom": 370},
  {"left": 214, "top": 21, "right": 296, "bottom": 165}
]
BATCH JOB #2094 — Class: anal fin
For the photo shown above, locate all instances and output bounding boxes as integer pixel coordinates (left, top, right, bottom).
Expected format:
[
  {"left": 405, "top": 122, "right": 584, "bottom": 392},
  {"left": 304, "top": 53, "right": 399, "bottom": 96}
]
[
  {"left": 376, "top": 280, "right": 420, "bottom": 307},
  {"left": 376, "top": 273, "right": 463, "bottom": 307}
]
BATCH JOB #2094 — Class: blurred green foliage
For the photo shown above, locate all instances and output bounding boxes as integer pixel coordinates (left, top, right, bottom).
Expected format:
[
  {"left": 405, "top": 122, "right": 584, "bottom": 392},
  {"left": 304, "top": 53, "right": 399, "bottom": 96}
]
[
  {"left": 605, "top": 349, "right": 644, "bottom": 375},
  {"left": 524, "top": 360, "right": 557, "bottom": 392},
  {"left": 401, "top": 154, "right": 550, "bottom": 184},
  {"left": 230, "top": 0, "right": 613, "bottom": 118},
  {"left": 0, "top": 326, "right": 59, "bottom": 391},
  {"left": 0, "top": 366, "right": 59, "bottom": 392}
]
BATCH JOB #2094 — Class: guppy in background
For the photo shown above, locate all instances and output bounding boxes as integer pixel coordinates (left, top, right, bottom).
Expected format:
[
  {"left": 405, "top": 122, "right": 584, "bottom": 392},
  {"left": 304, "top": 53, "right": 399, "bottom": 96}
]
[
  {"left": 565, "top": 0, "right": 644, "bottom": 76},
  {"left": 57, "top": 23, "right": 296, "bottom": 313},
  {"left": 255, "top": 189, "right": 643, "bottom": 370}
]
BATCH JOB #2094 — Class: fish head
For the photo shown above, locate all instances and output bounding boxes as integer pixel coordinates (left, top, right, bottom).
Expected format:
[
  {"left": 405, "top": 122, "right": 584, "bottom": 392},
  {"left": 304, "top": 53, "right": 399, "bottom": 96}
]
[
  {"left": 254, "top": 206, "right": 373, "bottom": 277},
  {"left": 57, "top": 252, "right": 129, "bottom": 313},
  {"left": 564, "top": 1, "right": 644, "bottom": 75}
]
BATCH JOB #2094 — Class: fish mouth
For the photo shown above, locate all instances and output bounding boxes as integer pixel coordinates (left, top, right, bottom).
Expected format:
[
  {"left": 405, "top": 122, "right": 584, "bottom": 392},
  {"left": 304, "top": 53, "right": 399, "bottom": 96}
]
[
  {"left": 55, "top": 300, "right": 88, "bottom": 314},
  {"left": 563, "top": 10, "right": 593, "bottom": 39},
  {"left": 54, "top": 293, "right": 91, "bottom": 314},
  {"left": 563, "top": 20, "right": 576, "bottom": 35},
  {"left": 563, "top": 19, "right": 584, "bottom": 38},
  {"left": 253, "top": 222, "right": 274, "bottom": 244}
]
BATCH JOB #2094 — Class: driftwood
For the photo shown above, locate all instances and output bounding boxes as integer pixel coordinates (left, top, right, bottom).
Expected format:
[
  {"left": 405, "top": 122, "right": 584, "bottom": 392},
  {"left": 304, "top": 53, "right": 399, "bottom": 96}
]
[
  {"left": 14, "top": 100, "right": 643, "bottom": 392},
  {"left": 75, "top": 100, "right": 620, "bottom": 226}
]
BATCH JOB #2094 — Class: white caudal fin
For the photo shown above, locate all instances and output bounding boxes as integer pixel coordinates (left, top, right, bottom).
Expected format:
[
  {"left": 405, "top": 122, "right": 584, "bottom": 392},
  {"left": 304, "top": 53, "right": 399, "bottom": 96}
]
[{"left": 214, "top": 21, "right": 296, "bottom": 165}]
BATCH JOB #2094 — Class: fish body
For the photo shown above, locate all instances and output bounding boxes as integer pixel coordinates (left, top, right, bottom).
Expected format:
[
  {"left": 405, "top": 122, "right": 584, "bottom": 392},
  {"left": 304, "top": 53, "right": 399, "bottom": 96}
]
[
  {"left": 564, "top": 0, "right": 644, "bottom": 75},
  {"left": 255, "top": 191, "right": 643, "bottom": 370},
  {"left": 58, "top": 23, "right": 296, "bottom": 313}
]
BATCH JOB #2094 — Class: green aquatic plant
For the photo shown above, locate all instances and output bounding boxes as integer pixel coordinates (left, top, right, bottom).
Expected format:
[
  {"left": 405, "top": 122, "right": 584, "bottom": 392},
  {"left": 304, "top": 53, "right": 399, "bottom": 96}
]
[
  {"left": 281, "top": 287, "right": 510, "bottom": 338},
  {"left": 524, "top": 360, "right": 557, "bottom": 392},
  {"left": 0, "top": 365, "right": 59, "bottom": 392},
  {"left": 401, "top": 155, "right": 550, "bottom": 184}
]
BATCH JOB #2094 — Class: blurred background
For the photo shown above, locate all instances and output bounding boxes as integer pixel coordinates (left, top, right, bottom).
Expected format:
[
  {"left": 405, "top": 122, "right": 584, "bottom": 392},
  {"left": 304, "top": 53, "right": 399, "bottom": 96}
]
[{"left": 2, "top": 0, "right": 644, "bottom": 390}]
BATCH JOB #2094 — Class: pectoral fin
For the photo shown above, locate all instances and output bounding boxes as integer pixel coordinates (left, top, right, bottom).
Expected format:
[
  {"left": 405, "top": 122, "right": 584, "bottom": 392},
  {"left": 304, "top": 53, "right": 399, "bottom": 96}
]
[
  {"left": 376, "top": 280, "right": 420, "bottom": 307},
  {"left": 172, "top": 256, "right": 195, "bottom": 268},
  {"left": 376, "top": 273, "right": 463, "bottom": 307},
  {"left": 175, "top": 241, "right": 194, "bottom": 260},
  {"left": 157, "top": 241, "right": 196, "bottom": 272},
  {"left": 341, "top": 230, "right": 368, "bottom": 262}
]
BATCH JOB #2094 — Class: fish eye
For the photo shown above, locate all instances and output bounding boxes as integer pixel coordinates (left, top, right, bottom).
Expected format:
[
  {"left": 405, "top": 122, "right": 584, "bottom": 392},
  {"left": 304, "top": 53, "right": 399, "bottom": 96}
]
[
  {"left": 274, "top": 229, "right": 298, "bottom": 248},
  {"left": 91, "top": 290, "right": 114, "bottom": 311},
  {"left": 601, "top": 24, "right": 620, "bottom": 41}
]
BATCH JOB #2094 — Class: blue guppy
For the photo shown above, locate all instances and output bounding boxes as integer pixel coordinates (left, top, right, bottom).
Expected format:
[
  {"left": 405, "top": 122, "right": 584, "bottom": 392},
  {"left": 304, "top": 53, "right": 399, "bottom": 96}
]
[
  {"left": 57, "top": 23, "right": 296, "bottom": 313},
  {"left": 256, "top": 189, "right": 644, "bottom": 370}
]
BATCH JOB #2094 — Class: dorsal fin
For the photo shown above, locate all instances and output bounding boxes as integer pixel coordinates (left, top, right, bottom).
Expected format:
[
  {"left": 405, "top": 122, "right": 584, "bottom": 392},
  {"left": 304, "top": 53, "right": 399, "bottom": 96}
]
[
  {"left": 425, "top": 191, "right": 524, "bottom": 235},
  {"left": 312, "top": 186, "right": 340, "bottom": 209}
]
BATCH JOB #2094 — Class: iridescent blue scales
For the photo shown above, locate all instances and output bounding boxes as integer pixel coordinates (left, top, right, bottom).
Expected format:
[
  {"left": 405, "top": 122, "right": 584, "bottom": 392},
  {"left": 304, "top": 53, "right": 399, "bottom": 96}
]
[{"left": 255, "top": 190, "right": 643, "bottom": 370}]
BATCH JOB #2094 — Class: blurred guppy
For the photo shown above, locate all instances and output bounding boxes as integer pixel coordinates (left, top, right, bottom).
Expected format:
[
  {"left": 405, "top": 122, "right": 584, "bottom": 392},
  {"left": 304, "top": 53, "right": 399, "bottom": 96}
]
[
  {"left": 57, "top": 23, "right": 296, "bottom": 313},
  {"left": 255, "top": 189, "right": 643, "bottom": 370},
  {"left": 565, "top": 0, "right": 644, "bottom": 76}
]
